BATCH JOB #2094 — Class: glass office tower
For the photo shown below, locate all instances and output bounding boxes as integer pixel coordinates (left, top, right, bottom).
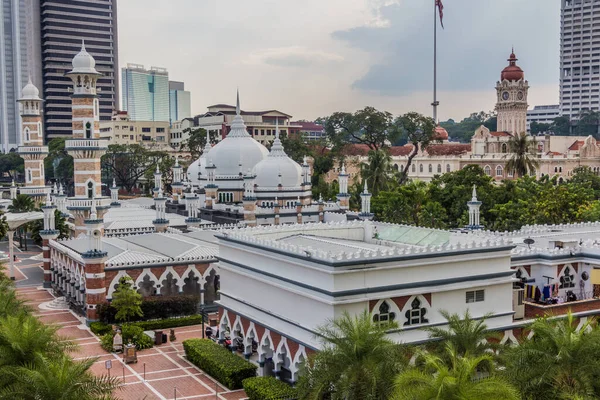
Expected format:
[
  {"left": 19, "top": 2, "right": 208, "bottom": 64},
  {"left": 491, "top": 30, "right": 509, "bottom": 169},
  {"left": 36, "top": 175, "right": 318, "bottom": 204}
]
[
  {"left": 169, "top": 80, "right": 191, "bottom": 124},
  {"left": 122, "top": 64, "right": 169, "bottom": 122}
]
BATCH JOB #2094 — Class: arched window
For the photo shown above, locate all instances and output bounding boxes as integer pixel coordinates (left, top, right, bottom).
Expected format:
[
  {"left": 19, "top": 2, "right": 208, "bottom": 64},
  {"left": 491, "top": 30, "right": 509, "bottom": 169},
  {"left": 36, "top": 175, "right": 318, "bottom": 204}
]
[
  {"left": 446, "top": 164, "right": 451, "bottom": 173},
  {"left": 400, "top": 164, "right": 404, "bottom": 172},
  {"left": 404, "top": 297, "right": 429, "bottom": 326},
  {"left": 393, "top": 164, "right": 399, "bottom": 171},
  {"left": 501, "top": 143, "right": 507, "bottom": 153},
  {"left": 87, "top": 181, "right": 94, "bottom": 199},
  {"left": 373, "top": 301, "right": 396, "bottom": 326},
  {"left": 85, "top": 122, "right": 92, "bottom": 139},
  {"left": 484, "top": 165, "right": 491, "bottom": 176},
  {"left": 554, "top": 166, "right": 558, "bottom": 173},
  {"left": 419, "top": 164, "right": 423, "bottom": 173},
  {"left": 496, "top": 165, "right": 503, "bottom": 177},
  {"left": 559, "top": 166, "right": 563, "bottom": 173},
  {"left": 428, "top": 164, "right": 432, "bottom": 173},
  {"left": 94, "top": 99, "right": 99, "bottom": 117},
  {"left": 437, "top": 164, "right": 442, "bottom": 173},
  {"left": 412, "top": 164, "right": 416, "bottom": 172},
  {"left": 27, "top": 169, "right": 32, "bottom": 183},
  {"left": 24, "top": 128, "right": 30, "bottom": 142}
]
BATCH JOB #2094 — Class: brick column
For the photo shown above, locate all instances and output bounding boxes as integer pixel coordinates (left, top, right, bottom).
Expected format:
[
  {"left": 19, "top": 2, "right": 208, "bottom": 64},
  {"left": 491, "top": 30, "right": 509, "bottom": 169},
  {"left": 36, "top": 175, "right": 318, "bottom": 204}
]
[
  {"left": 40, "top": 236, "right": 57, "bottom": 288},
  {"left": 83, "top": 254, "right": 107, "bottom": 324}
]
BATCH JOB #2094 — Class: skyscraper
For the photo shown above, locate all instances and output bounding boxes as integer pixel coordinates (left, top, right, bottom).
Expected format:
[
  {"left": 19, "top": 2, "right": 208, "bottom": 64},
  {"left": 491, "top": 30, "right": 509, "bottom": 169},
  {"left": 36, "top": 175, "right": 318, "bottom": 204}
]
[
  {"left": 0, "top": 0, "right": 42, "bottom": 152},
  {"left": 169, "top": 80, "right": 191, "bottom": 124},
  {"left": 40, "top": 0, "right": 119, "bottom": 140},
  {"left": 121, "top": 64, "right": 169, "bottom": 122},
  {"left": 560, "top": 0, "right": 600, "bottom": 119}
]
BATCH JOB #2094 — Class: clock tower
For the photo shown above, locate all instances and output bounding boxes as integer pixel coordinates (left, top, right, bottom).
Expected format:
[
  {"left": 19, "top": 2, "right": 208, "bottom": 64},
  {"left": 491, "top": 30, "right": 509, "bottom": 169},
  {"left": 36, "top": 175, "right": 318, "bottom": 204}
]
[{"left": 495, "top": 50, "right": 529, "bottom": 134}]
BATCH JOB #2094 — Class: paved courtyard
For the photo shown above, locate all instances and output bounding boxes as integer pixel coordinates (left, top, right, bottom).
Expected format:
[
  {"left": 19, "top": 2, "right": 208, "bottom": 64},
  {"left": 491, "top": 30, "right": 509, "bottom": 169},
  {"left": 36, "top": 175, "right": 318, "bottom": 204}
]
[{"left": 16, "top": 285, "right": 249, "bottom": 400}]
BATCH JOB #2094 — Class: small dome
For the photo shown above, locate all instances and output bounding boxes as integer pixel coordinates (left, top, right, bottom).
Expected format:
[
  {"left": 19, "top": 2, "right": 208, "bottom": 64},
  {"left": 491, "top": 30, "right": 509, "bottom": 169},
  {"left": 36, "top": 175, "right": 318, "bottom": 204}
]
[
  {"left": 70, "top": 41, "right": 99, "bottom": 74},
  {"left": 433, "top": 125, "right": 448, "bottom": 140},
  {"left": 20, "top": 78, "right": 40, "bottom": 101},
  {"left": 253, "top": 136, "right": 303, "bottom": 188},
  {"left": 501, "top": 51, "right": 524, "bottom": 81}
]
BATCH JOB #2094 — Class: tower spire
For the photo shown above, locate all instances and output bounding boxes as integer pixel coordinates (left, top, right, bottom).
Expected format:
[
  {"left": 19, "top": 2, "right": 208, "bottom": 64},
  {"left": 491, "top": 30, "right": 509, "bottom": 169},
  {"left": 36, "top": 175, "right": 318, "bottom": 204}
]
[
  {"left": 275, "top": 117, "right": 280, "bottom": 140},
  {"left": 236, "top": 88, "right": 240, "bottom": 116}
]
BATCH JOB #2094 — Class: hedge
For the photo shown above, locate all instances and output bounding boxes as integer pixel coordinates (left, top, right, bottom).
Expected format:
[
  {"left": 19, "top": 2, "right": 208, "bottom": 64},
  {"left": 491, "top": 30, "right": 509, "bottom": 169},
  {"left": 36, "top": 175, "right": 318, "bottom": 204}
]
[
  {"left": 90, "top": 315, "right": 203, "bottom": 337},
  {"left": 183, "top": 339, "right": 256, "bottom": 389},
  {"left": 100, "top": 325, "right": 153, "bottom": 352},
  {"left": 242, "top": 377, "right": 298, "bottom": 400},
  {"left": 97, "top": 295, "right": 201, "bottom": 323}
]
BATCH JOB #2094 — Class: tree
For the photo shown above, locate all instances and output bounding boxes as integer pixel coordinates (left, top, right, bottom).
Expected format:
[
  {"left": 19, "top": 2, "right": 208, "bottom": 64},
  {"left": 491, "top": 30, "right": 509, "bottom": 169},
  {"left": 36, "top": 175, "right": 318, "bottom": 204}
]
[
  {"left": 502, "top": 313, "right": 600, "bottom": 399},
  {"left": 394, "top": 112, "right": 436, "bottom": 185},
  {"left": 101, "top": 144, "right": 166, "bottom": 193},
  {"left": 180, "top": 127, "right": 212, "bottom": 159},
  {"left": 551, "top": 116, "right": 572, "bottom": 136},
  {"left": 325, "top": 107, "right": 395, "bottom": 151},
  {"left": 280, "top": 132, "right": 310, "bottom": 164},
  {"left": 297, "top": 310, "right": 406, "bottom": 400},
  {"left": 9, "top": 195, "right": 35, "bottom": 250},
  {"left": 111, "top": 276, "right": 143, "bottom": 322},
  {"left": 0, "top": 355, "right": 119, "bottom": 400},
  {"left": 0, "top": 280, "right": 28, "bottom": 317},
  {"left": 505, "top": 132, "right": 539, "bottom": 177},
  {"left": 44, "top": 138, "right": 73, "bottom": 185},
  {"left": 393, "top": 343, "right": 520, "bottom": 400},
  {"left": 29, "top": 210, "right": 69, "bottom": 246},
  {"left": 575, "top": 109, "right": 600, "bottom": 137},
  {"left": 0, "top": 152, "right": 24, "bottom": 181},
  {"left": 360, "top": 149, "right": 393, "bottom": 196},
  {"left": 530, "top": 121, "right": 552, "bottom": 135}
]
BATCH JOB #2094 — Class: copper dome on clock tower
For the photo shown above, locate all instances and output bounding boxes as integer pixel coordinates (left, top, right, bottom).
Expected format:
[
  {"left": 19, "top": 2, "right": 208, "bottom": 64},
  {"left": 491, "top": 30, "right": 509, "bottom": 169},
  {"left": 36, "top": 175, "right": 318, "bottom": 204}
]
[{"left": 501, "top": 50, "right": 525, "bottom": 82}]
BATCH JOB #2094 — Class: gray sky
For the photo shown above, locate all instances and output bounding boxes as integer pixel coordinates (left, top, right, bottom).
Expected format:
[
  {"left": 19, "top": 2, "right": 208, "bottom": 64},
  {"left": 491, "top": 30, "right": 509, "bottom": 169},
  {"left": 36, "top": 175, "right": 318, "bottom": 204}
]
[{"left": 118, "top": 0, "right": 559, "bottom": 122}]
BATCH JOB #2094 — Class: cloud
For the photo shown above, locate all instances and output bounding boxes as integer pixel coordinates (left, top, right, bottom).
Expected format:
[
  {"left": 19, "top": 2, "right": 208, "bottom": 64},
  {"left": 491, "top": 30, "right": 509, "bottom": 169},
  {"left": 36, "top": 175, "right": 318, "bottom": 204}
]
[
  {"left": 246, "top": 46, "right": 344, "bottom": 68},
  {"left": 333, "top": 0, "right": 559, "bottom": 96}
]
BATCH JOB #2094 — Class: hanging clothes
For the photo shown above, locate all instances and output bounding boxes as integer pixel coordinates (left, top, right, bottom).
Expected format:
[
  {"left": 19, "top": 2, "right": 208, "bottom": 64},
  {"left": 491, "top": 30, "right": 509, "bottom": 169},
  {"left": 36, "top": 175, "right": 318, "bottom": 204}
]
[
  {"left": 542, "top": 285, "right": 551, "bottom": 301},
  {"left": 534, "top": 287, "right": 542, "bottom": 302}
]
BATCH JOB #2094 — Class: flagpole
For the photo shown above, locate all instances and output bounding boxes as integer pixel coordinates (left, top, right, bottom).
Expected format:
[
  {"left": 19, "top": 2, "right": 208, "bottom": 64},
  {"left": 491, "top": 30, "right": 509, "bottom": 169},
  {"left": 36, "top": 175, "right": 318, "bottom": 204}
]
[{"left": 432, "top": 0, "right": 439, "bottom": 124}]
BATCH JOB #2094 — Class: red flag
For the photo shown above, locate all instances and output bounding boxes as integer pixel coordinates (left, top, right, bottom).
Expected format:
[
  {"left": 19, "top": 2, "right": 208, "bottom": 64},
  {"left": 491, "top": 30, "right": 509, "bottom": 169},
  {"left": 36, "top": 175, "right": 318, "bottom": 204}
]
[{"left": 436, "top": 0, "right": 444, "bottom": 28}]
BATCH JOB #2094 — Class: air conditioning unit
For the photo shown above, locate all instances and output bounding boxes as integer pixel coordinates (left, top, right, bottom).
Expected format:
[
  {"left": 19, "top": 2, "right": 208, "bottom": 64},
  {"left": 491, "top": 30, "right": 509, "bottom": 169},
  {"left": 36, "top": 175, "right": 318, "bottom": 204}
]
[{"left": 513, "top": 289, "right": 525, "bottom": 320}]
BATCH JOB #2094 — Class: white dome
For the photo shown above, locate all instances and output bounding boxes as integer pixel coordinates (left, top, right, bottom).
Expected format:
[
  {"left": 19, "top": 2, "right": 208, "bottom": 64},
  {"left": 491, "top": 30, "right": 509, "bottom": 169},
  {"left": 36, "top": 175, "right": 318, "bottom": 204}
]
[
  {"left": 253, "top": 137, "right": 303, "bottom": 188},
  {"left": 20, "top": 78, "right": 40, "bottom": 101},
  {"left": 187, "top": 158, "right": 201, "bottom": 184},
  {"left": 205, "top": 113, "right": 268, "bottom": 177},
  {"left": 70, "top": 41, "right": 99, "bottom": 74}
]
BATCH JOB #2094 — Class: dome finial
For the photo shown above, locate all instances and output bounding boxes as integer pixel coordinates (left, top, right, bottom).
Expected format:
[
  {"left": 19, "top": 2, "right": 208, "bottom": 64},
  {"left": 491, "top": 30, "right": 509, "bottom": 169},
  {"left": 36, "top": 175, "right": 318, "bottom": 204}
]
[
  {"left": 275, "top": 117, "right": 280, "bottom": 140},
  {"left": 236, "top": 88, "right": 240, "bottom": 116},
  {"left": 81, "top": 39, "right": 86, "bottom": 51}
]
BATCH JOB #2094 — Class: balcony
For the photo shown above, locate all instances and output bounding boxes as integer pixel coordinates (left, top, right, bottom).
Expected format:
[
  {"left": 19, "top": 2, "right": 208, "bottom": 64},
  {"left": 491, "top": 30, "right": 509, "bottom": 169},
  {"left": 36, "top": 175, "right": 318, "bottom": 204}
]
[
  {"left": 65, "top": 139, "right": 108, "bottom": 150},
  {"left": 66, "top": 197, "right": 112, "bottom": 210},
  {"left": 18, "top": 146, "right": 49, "bottom": 154}
]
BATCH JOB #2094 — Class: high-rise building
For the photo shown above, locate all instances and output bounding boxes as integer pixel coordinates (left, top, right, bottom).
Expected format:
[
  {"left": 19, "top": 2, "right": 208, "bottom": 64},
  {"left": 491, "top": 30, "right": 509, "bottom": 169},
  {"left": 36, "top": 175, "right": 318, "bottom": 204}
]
[
  {"left": 560, "top": 0, "right": 600, "bottom": 119},
  {"left": 0, "top": 0, "right": 42, "bottom": 152},
  {"left": 40, "top": 0, "right": 119, "bottom": 140},
  {"left": 169, "top": 80, "right": 191, "bottom": 124},
  {"left": 527, "top": 105, "right": 560, "bottom": 132},
  {"left": 121, "top": 64, "right": 169, "bottom": 122}
]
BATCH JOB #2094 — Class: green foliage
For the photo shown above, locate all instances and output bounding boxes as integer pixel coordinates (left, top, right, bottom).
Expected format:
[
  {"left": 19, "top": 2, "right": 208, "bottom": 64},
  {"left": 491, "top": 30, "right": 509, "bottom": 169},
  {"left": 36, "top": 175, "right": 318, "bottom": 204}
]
[
  {"left": 439, "top": 111, "right": 497, "bottom": 143},
  {"left": 181, "top": 127, "right": 215, "bottom": 159},
  {"left": 8, "top": 194, "right": 35, "bottom": 213},
  {"left": 530, "top": 121, "right": 552, "bottom": 135},
  {"left": 0, "top": 152, "right": 24, "bottom": 180},
  {"left": 183, "top": 339, "right": 257, "bottom": 389},
  {"left": 100, "top": 324, "right": 153, "bottom": 352},
  {"left": 44, "top": 138, "right": 73, "bottom": 184},
  {"left": 89, "top": 322, "right": 112, "bottom": 336},
  {"left": 132, "top": 315, "right": 203, "bottom": 331},
  {"left": 506, "top": 132, "right": 539, "bottom": 177},
  {"left": 111, "top": 277, "right": 143, "bottom": 323},
  {"left": 551, "top": 115, "right": 572, "bottom": 136},
  {"left": 97, "top": 295, "right": 200, "bottom": 323},
  {"left": 325, "top": 106, "right": 396, "bottom": 151},
  {"left": 242, "top": 376, "right": 298, "bottom": 400},
  {"left": 360, "top": 149, "right": 394, "bottom": 196},
  {"left": 297, "top": 311, "right": 406, "bottom": 400},
  {"left": 394, "top": 112, "right": 436, "bottom": 185},
  {"left": 574, "top": 109, "right": 600, "bottom": 137},
  {"left": 30, "top": 210, "right": 69, "bottom": 246},
  {"left": 102, "top": 143, "right": 168, "bottom": 193}
]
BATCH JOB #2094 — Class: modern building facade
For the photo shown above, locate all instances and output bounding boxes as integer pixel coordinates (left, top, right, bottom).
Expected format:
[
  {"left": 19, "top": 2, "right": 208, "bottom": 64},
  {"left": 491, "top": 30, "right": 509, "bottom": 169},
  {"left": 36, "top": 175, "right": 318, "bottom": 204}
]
[
  {"left": 0, "top": 0, "right": 42, "bottom": 152},
  {"left": 169, "top": 80, "right": 191, "bottom": 124},
  {"left": 293, "top": 121, "right": 325, "bottom": 141},
  {"left": 100, "top": 111, "right": 170, "bottom": 147},
  {"left": 121, "top": 64, "right": 169, "bottom": 122},
  {"left": 40, "top": 0, "right": 119, "bottom": 140},
  {"left": 560, "top": 0, "right": 600, "bottom": 119},
  {"left": 527, "top": 105, "right": 560, "bottom": 132}
]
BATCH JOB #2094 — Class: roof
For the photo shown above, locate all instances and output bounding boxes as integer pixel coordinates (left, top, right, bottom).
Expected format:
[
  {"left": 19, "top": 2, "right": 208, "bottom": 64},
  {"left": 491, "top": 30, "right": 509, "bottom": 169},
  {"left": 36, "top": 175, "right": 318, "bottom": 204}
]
[
  {"left": 203, "top": 105, "right": 293, "bottom": 118},
  {"left": 569, "top": 140, "right": 585, "bottom": 151},
  {"left": 490, "top": 131, "right": 513, "bottom": 137},
  {"left": 292, "top": 121, "right": 324, "bottom": 132},
  {"left": 425, "top": 143, "right": 471, "bottom": 156},
  {"left": 339, "top": 144, "right": 415, "bottom": 156}
]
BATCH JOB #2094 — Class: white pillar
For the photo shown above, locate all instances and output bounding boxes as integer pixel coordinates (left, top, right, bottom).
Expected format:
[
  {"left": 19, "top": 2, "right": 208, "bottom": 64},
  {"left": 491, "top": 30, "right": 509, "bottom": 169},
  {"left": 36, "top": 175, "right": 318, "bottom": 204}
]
[{"left": 8, "top": 230, "right": 15, "bottom": 280}]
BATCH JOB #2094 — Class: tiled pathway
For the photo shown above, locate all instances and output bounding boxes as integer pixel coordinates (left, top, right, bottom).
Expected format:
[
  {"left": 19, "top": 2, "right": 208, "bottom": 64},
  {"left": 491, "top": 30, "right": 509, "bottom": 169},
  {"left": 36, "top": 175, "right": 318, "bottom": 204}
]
[{"left": 17, "top": 287, "right": 248, "bottom": 400}]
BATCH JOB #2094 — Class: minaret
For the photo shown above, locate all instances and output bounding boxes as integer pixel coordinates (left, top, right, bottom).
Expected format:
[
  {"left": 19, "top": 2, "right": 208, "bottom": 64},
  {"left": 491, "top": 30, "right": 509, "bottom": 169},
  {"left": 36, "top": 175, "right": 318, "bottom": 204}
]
[
  {"left": 153, "top": 187, "right": 169, "bottom": 233},
  {"left": 496, "top": 49, "right": 529, "bottom": 134},
  {"left": 9, "top": 180, "right": 17, "bottom": 200},
  {"left": 172, "top": 157, "right": 184, "bottom": 200},
  {"left": 64, "top": 41, "right": 109, "bottom": 234},
  {"left": 55, "top": 184, "right": 68, "bottom": 215},
  {"left": 467, "top": 185, "right": 483, "bottom": 230},
  {"left": 243, "top": 168, "right": 257, "bottom": 227},
  {"left": 153, "top": 164, "right": 162, "bottom": 198},
  {"left": 359, "top": 181, "right": 374, "bottom": 220},
  {"left": 184, "top": 192, "right": 201, "bottom": 229},
  {"left": 81, "top": 201, "right": 108, "bottom": 323},
  {"left": 337, "top": 163, "right": 350, "bottom": 210},
  {"left": 204, "top": 159, "right": 218, "bottom": 209},
  {"left": 17, "top": 78, "right": 50, "bottom": 200},
  {"left": 301, "top": 156, "right": 311, "bottom": 186},
  {"left": 110, "top": 179, "right": 120, "bottom": 207},
  {"left": 40, "top": 193, "right": 59, "bottom": 288}
]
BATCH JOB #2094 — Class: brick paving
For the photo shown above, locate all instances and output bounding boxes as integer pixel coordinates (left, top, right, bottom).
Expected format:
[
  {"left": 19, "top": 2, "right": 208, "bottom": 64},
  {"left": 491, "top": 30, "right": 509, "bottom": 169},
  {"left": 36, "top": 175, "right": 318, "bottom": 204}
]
[{"left": 16, "top": 287, "right": 250, "bottom": 400}]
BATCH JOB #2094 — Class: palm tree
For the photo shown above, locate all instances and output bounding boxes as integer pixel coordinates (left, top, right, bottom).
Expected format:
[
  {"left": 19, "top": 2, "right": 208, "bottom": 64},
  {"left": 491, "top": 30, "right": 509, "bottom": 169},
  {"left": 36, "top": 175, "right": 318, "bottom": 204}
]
[
  {"left": 425, "top": 310, "right": 500, "bottom": 359},
  {"left": 297, "top": 310, "right": 406, "bottom": 400},
  {"left": 393, "top": 343, "right": 520, "bottom": 400},
  {"left": 8, "top": 194, "right": 35, "bottom": 213},
  {"left": 30, "top": 210, "right": 69, "bottom": 246},
  {"left": 0, "top": 355, "right": 119, "bottom": 400},
  {"left": 505, "top": 132, "right": 539, "bottom": 177},
  {"left": 502, "top": 313, "right": 600, "bottom": 399},
  {"left": 0, "top": 280, "right": 29, "bottom": 317},
  {"left": 361, "top": 149, "right": 393, "bottom": 196}
]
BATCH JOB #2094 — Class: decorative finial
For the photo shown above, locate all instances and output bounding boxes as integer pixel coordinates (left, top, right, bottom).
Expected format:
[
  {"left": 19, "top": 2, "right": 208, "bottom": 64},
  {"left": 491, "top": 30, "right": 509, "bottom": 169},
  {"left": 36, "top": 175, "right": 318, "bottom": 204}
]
[
  {"left": 472, "top": 184, "right": 478, "bottom": 201},
  {"left": 59, "top": 183, "right": 64, "bottom": 195},
  {"left": 175, "top": 156, "right": 179, "bottom": 167},
  {"left": 45, "top": 192, "right": 52, "bottom": 207},
  {"left": 81, "top": 39, "right": 86, "bottom": 51},
  {"left": 53, "top": 183, "right": 57, "bottom": 193},
  {"left": 275, "top": 118, "right": 280, "bottom": 140},
  {"left": 363, "top": 180, "right": 369, "bottom": 194},
  {"left": 28, "top": 75, "right": 33, "bottom": 86},
  {"left": 236, "top": 88, "right": 240, "bottom": 116},
  {"left": 90, "top": 200, "right": 97, "bottom": 220},
  {"left": 341, "top": 164, "right": 346, "bottom": 174},
  {"left": 11, "top": 179, "right": 14, "bottom": 187},
  {"left": 156, "top": 164, "right": 160, "bottom": 174},
  {"left": 112, "top": 178, "right": 116, "bottom": 188}
]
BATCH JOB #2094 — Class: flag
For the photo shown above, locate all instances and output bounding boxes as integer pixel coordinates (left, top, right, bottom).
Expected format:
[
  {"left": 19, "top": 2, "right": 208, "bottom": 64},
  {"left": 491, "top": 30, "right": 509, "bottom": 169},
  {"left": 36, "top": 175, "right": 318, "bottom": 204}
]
[{"left": 436, "top": 0, "right": 444, "bottom": 28}]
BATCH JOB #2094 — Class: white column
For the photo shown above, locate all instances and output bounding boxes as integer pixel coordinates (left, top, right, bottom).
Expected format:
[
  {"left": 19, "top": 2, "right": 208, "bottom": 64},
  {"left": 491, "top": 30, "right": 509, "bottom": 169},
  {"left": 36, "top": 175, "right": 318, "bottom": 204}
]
[{"left": 8, "top": 230, "right": 15, "bottom": 280}]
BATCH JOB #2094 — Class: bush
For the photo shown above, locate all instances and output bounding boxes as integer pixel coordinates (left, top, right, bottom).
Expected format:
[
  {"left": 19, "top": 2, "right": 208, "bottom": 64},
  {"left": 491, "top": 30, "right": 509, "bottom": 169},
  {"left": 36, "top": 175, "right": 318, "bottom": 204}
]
[
  {"left": 90, "top": 321, "right": 111, "bottom": 336},
  {"left": 183, "top": 339, "right": 256, "bottom": 389},
  {"left": 243, "top": 376, "right": 298, "bottom": 400},
  {"left": 133, "top": 315, "right": 202, "bottom": 331},
  {"left": 100, "top": 332, "right": 114, "bottom": 352},
  {"left": 97, "top": 295, "right": 201, "bottom": 323},
  {"left": 100, "top": 325, "right": 153, "bottom": 352}
]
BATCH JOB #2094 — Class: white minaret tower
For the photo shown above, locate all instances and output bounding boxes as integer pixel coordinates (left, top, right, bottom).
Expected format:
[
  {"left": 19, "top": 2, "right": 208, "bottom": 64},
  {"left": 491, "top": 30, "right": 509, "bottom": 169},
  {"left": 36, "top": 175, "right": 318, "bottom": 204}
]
[
  {"left": 153, "top": 187, "right": 169, "bottom": 233},
  {"left": 359, "top": 181, "right": 374, "bottom": 221},
  {"left": 184, "top": 192, "right": 201, "bottom": 229},
  {"left": 153, "top": 164, "right": 162, "bottom": 197},
  {"left": 337, "top": 163, "right": 350, "bottom": 210},
  {"left": 467, "top": 185, "right": 482, "bottom": 230},
  {"left": 110, "top": 179, "right": 120, "bottom": 207},
  {"left": 496, "top": 49, "right": 529, "bottom": 135},
  {"left": 172, "top": 156, "right": 184, "bottom": 200}
]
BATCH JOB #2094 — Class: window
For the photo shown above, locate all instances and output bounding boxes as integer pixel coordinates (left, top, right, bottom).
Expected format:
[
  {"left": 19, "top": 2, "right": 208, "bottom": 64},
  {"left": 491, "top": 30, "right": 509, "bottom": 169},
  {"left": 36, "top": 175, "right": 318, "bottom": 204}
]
[
  {"left": 560, "top": 266, "right": 575, "bottom": 288},
  {"left": 446, "top": 164, "right": 451, "bottom": 173},
  {"left": 85, "top": 122, "right": 92, "bottom": 138},
  {"left": 87, "top": 181, "right": 94, "bottom": 199},
  {"left": 437, "top": 164, "right": 442, "bottom": 173},
  {"left": 156, "top": 127, "right": 165, "bottom": 133},
  {"left": 428, "top": 164, "right": 432, "bottom": 173},
  {"left": 142, "top": 127, "right": 151, "bottom": 133},
  {"left": 501, "top": 143, "right": 507, "bottom": 153},
  {"left": 496, "top": 165, "right": 503, "bottom": 176},
  {"left": 419, "top": 164, "right": 423, "bottom": 173},
  {"left": 393, "top": 164, "right": 399, "bottom": 171},
  {"left": 466, "top": 290, "right": 485, "bottom": 303},
  {"left": 412, "top": 164, "right": 416, "bottom": 172},
  {"left": 404, "top": 298, "right": 428, "bottom": 326},
  {"left": 373, "top": 301, "right": 396, "bottom": 326},
  {"left": 484, "top": 165, "right": 491, "bottom": 176}
]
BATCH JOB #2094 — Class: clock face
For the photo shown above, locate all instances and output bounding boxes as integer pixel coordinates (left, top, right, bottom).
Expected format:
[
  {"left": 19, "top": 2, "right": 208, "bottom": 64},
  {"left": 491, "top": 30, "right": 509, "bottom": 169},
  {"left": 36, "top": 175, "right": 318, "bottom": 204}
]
[
  {"left": 517, "top": 91, "right": 524, "bottom": 100},
  {"left": 502, "top": 91, "right": 510, "bottom": 101}
]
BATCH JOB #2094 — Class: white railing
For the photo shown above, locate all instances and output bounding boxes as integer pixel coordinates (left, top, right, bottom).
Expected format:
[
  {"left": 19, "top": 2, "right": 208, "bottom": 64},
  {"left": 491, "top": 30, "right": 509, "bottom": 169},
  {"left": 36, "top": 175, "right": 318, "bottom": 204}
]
[
  {"left": 67, "top": 197, "right": 112, "bottom": 209},
  {"left": 65, "top": 139, "right": 108, "bottom": 149},
  {"left": 20, "top": 187, "right": 51, "bottom": 195},
  {"left": 18, "top": 146, "right": 48, "bottom": 154}
]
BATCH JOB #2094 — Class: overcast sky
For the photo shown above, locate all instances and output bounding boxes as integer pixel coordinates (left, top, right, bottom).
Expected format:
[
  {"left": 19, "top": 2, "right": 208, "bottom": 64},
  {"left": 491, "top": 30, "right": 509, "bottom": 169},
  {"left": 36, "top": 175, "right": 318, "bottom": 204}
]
[{"left": 117, "top": 0, "right": 560, "bottom": 122}]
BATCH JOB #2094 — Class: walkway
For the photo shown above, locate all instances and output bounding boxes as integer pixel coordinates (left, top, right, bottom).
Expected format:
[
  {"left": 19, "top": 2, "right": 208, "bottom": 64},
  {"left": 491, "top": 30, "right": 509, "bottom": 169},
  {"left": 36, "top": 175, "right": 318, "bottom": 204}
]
[{"left": 16, "top": 286, "right": 248, "bottom": 400}]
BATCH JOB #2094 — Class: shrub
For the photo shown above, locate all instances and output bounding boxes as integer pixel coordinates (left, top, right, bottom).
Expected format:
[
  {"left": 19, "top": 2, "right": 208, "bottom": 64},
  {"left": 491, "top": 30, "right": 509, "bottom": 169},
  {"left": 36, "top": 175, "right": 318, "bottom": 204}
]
[
  {"left": 100, "top": 325, "right": 153, "bottom": 352},
  {"left": 243, "top": 376, "right": 298, "bottom": 400},
  {"left": 97, "top": 295, "right": 201, "bottom": 323},
  {"left": 133, "top": 315, "right": 202, "bottom": 331},
  {"left": 90, "top": 321, "right": 111, "bottom": 336},
  {"left": 100, "top": 332, "right": 114, "bottom": 352},
  {"left": 183, "top": 339, "right": 256, "bottom": 389}
]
